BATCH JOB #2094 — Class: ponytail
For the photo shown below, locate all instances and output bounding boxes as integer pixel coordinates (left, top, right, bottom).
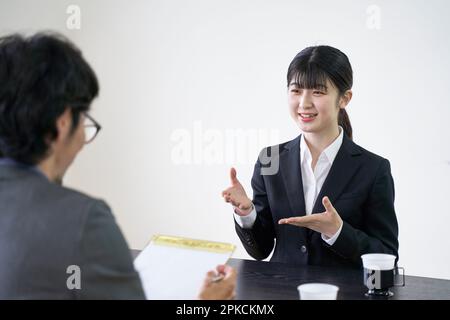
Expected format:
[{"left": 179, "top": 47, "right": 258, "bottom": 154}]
[{"left": 338, "top": 108, "right": 352, "bottom": 140}]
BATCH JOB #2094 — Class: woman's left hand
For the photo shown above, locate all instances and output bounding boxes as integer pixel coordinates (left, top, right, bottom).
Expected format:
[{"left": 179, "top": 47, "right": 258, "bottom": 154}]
[{"left": 278, "top": 196, "right": 343, "bottom": 238}]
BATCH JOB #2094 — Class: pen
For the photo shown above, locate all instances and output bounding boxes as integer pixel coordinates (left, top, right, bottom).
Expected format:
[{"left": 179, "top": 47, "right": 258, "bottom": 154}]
[{"left": 210, "top": 274, "right": 224, "bottom": 283}]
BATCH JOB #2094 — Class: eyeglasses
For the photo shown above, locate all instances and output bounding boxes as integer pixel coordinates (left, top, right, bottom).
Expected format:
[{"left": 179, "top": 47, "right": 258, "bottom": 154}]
[{"left": 83, "top": 113, "right": 101, "bottom": 144}]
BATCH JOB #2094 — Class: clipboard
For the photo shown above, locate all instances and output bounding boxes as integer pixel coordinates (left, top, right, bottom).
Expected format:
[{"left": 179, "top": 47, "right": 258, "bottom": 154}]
[{"left": 134, "top": 234, "right": 235, "bottom": 300}]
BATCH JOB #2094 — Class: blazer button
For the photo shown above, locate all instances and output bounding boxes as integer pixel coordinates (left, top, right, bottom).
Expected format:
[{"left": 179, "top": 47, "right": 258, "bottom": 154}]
[{"left": 300, "top": 245, "right": 307, "bottom": 253}]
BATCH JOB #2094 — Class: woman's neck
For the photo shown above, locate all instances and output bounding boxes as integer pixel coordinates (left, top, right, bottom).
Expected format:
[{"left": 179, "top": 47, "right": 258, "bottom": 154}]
[{"left": 303, "top": 126, "right": 340, "bottom": 160}]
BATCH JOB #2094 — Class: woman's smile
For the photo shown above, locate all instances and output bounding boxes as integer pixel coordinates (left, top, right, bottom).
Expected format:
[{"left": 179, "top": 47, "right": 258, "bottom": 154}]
[{"left": 299, "top": 112, "right": 318, "bottom": 122}]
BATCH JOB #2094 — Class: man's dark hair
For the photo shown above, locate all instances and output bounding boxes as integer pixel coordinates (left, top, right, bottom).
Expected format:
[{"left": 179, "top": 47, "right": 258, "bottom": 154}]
[{"left": 0, "top": 32, "right": 99, "bottom": 165}]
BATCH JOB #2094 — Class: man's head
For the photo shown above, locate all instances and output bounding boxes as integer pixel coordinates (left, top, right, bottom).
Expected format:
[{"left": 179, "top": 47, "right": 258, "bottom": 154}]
[{"left": 0, "top": 32, "right": 99, "bottom": 181}]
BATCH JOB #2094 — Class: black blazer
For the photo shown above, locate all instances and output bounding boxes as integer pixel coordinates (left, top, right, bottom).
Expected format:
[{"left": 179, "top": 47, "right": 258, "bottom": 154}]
[{"left": 235, "top": 134, "right": 399, "bottom": 269}]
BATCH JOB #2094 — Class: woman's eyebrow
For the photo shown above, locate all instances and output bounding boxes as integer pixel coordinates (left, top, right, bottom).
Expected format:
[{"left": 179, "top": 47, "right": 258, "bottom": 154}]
[
  {"left": 314, "top": 85, "right": 328, "bottom": 91},
  {"left": 289, "top": 82, "right": 328, "bottom": 91}
]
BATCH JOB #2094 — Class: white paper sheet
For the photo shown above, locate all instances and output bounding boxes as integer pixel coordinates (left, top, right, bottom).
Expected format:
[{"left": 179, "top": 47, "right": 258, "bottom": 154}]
[{"left": 134, "top": 235, "right": 235, "bottom": 300}]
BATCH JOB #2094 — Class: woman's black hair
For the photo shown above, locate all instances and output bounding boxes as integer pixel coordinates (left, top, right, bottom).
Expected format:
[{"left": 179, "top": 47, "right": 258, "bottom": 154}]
[
  {"left": 0, "top": 32, "right": 99, "bottom": 165},
  {"left": 287, "top": 45, "right": 353, "bottom": 140}
]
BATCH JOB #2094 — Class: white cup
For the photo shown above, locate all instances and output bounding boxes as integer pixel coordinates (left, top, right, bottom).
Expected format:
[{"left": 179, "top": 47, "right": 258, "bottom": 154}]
[
  {"left": 297, "top": 283, "right": 339, "bottom": 300},
  {"left": 361, "top": 253, "right": 396, "bottom": 270}
]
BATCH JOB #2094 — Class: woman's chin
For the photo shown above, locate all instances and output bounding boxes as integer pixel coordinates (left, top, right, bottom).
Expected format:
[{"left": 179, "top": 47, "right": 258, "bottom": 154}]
[{"left": 297, "top": 122, "right": 317, "bottom": 133}]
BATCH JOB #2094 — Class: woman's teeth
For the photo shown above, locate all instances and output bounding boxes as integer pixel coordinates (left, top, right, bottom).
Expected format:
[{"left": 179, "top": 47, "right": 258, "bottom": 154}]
[{"left": 300, "top": 113, "right": 318, "bottom": 118}]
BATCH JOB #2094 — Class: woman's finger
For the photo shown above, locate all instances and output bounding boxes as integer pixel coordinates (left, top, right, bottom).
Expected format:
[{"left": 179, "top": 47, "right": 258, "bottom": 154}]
[
  {"left": 322, "top": 196, "right": 336, "bottom": 213},
  {"left": 279, "top": 215, "right": 322, "bottom": 226}
]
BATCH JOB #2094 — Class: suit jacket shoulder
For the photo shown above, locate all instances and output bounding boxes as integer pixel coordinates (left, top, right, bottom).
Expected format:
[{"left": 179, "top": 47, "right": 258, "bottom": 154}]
[{"left": 0, "top": 165, "right": 145, "bottom": 299}]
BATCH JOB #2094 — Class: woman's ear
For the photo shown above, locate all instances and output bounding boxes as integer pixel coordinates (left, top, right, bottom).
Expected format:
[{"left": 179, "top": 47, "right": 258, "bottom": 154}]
[{"left": 339, "top": 90, "right": 353, "bottom": 109}]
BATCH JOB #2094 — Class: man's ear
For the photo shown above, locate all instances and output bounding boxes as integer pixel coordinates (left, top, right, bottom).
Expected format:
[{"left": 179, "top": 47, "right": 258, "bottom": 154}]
[
  {"left": 54, "top": 108, "right": 73, "bottom": 143},
  {"left": 339, "top": 90, "right": 353, "bottom": 109}
]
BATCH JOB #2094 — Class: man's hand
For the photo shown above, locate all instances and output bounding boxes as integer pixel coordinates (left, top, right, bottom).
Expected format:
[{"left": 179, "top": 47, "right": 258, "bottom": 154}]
[
  {"left": 278, "top": 196, "right": 343, "bottom": 238},
  {"left": 198, "top": 265, "right": 237, "bottom": 300},
  {"left": 222, "top": 168, "right": 253, "bottom": 216}
]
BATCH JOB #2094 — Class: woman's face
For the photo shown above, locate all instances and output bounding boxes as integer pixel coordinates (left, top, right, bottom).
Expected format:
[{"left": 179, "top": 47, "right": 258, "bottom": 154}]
[{"left": 288, "top": 78, "right": 343, "bottom": 135}]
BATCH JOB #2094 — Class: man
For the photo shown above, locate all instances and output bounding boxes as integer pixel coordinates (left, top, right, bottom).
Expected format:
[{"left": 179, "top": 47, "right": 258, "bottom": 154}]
[{"left": 0, "top": 32, "right": 235, "bottom": 299}]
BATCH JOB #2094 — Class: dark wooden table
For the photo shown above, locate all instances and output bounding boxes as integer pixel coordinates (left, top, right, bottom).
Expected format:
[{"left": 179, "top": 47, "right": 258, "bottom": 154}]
[{"left": 131, "top": 250, "right": 450, "bottom": 300}]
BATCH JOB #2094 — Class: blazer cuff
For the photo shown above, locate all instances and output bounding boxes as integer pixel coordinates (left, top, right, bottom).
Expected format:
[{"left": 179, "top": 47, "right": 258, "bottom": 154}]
[
  {"left": 321, "top": 221, "right": 343, "bottom": 246},
  {"left": 325, "top": 221, "right": 359, "bottom": 260},
  {"left": 233, "top": 204, "right": 256, "bottom": 229}
]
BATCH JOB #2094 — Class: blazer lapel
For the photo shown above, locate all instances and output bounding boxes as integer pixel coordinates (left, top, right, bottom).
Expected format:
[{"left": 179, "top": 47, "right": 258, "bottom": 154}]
[
  {"left": 280, "top": 135, "right": 306, "bottom": 218},
  {"left": 311, "top": 134, "right": 363, "bottom": 215}
]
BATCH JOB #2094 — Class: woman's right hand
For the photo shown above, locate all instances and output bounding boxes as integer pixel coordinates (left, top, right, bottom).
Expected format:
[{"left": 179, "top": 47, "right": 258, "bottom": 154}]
[{"left": 222, "top": 167, "right": 253, "bottom": 216}]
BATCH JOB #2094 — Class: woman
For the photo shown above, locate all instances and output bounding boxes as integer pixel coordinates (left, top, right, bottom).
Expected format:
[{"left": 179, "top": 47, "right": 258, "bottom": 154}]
[{"left": 222, "top": 46, "right": 399, "bottom": 268}]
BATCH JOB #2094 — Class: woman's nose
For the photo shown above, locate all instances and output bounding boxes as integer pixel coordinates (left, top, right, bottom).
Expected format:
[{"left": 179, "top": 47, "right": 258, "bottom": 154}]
[{"left": 298, "top": 93, "right": 313, "bottom": 109}]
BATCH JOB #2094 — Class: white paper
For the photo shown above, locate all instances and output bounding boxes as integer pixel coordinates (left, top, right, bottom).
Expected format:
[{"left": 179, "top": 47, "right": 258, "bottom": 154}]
[{"left": 134, "top": 239, "right": 233, "bottom": 300}]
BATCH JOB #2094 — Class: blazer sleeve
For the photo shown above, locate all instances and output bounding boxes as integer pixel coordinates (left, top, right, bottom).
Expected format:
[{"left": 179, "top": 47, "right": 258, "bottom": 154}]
[
  {"left": 235, "top": 155, "right": 276, "bottom": 260},
  {"left": 76, "top": 200, "right": 146, "bottom": 299},
  {"left": 326, "top": 159, "right": 399, "bottom": 265}
]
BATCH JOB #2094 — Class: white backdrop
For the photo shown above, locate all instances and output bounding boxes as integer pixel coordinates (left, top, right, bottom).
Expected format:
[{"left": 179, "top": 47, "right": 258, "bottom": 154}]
[{"left": 1, "top": 0, "right": 449, "bottom": 280}]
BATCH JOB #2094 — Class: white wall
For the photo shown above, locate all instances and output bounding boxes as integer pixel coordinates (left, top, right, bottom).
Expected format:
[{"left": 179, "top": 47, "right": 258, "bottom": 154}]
[{"left": 1, "top": 0, "right": 449, "bottom": 280}]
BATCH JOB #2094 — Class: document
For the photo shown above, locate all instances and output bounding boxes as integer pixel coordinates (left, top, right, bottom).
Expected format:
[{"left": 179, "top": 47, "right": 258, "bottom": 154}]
[{"left": 134, "top": 234, "right": 235, "bottom": 299}]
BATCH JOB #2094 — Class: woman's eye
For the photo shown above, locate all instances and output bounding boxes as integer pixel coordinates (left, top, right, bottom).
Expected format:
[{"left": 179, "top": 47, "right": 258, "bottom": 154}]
[
  {"left": 313, "top": 91, "right": 324, "bottom": 95},
  {"left": 291, "top": 89, "right": 299, "bottom": 93}
]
